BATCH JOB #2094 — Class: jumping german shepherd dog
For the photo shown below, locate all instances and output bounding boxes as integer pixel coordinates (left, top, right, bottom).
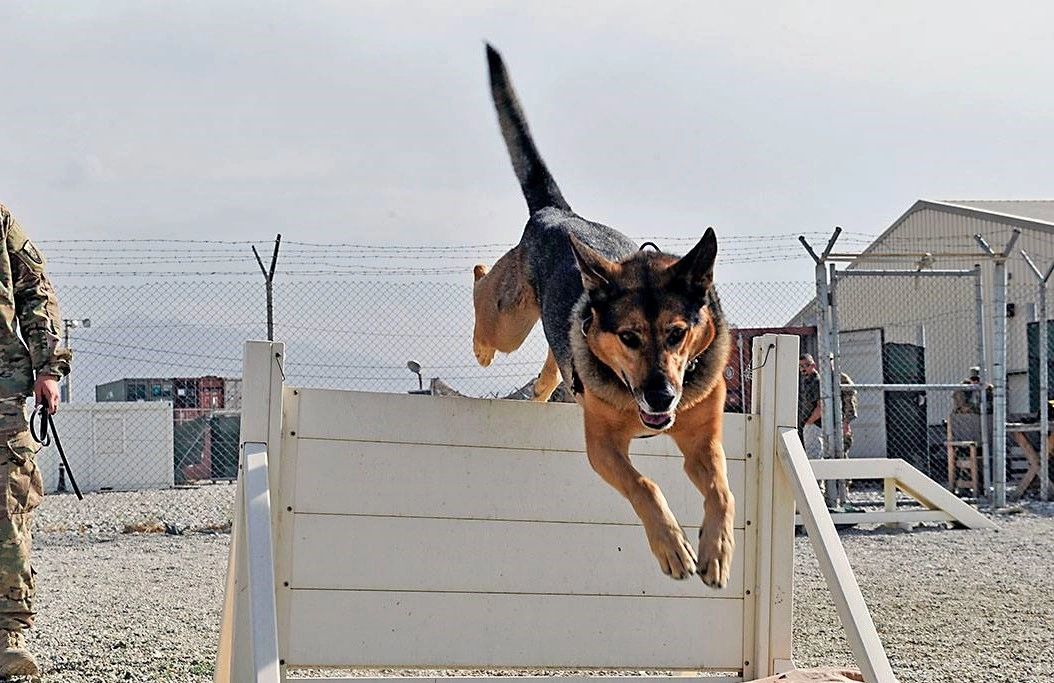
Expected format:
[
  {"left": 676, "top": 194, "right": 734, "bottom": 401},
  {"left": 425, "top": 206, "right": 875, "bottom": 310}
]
[{"left": 472, "top": 45, "right": 733, "bottom": 587}]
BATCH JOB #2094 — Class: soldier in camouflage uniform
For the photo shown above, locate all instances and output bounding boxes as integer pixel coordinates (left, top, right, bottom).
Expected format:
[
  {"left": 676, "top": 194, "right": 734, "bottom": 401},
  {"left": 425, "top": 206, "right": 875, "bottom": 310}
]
[
  {"left": 835, "top": 372, "right": 859, "bottom": 508},
  {"left": 0, "top": 204, "right": 71, "bottom": 676}
]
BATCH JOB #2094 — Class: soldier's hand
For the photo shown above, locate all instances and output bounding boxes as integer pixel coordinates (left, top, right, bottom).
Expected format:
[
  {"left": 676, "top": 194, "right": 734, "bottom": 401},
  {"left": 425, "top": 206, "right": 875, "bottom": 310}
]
[{"left": 34, "top": 374, "right": 61, "bottom": 415}]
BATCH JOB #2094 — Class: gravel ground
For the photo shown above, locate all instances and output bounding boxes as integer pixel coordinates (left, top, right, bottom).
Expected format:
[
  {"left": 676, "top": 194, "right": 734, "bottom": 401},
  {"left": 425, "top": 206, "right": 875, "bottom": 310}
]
[{"left": 18, "top": 487, "right": 1054, "bottom": 682}]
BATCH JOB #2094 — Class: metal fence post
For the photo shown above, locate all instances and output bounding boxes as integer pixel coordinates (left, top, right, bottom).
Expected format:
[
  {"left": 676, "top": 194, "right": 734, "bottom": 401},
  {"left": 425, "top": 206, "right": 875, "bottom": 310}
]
[
  {"left": 1021, "top": 250, "right": 1053, "bottom": 502},
  {"left": 973, "top": 265, "right": 992, "bottom": 496},
  {"left": 252, "top": 234, "right": 283, "bottom": 342},
  {"left": 800, "top": 229, "right": 842, "bottom": 508},
  {"left": 976, "top": 230, "right": 1021, "bottom": 508},
  {"left": 828, "top": 264, "right": 847, "bottom": 505}
]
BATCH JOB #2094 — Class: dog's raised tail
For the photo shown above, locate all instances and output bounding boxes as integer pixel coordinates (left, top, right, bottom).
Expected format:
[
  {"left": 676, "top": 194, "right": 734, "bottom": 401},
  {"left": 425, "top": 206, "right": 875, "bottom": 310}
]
[{"left": 486, "top": 43, "right": 571, "bottom": 214}]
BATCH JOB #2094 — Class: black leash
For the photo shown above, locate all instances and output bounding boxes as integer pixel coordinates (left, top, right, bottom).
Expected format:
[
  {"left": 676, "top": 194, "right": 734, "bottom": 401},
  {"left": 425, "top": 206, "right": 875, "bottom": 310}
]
[{"left": 30, "top": 405, "right": 83, "bottom": 500}]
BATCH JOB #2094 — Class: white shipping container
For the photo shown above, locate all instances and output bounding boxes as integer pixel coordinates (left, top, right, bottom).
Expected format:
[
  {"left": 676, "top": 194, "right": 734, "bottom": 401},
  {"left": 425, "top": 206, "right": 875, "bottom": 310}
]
[{"left": 34, "top": 401, "right": 174, "bottom": 493}]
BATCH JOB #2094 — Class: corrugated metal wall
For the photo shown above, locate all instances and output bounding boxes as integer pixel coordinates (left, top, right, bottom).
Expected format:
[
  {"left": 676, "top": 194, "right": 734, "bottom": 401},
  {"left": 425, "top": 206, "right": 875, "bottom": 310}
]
[{"left": 835, "top": 205, "right": 1054, "bottom": 421}]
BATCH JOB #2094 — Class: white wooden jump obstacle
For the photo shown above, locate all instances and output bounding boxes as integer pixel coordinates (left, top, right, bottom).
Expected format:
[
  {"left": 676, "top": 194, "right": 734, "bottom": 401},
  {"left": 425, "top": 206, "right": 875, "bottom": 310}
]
[
  {"left": 802, "top": 459, "right": 995, "bottom": 530},
  {"left": 216, "top": 334, "right": 945, "bottom": 683}
]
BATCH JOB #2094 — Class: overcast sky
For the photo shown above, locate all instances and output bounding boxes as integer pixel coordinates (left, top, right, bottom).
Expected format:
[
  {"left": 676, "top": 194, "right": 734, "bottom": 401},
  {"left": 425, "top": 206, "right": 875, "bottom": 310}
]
[{"left": 2, "top": 1, "right": 1052, "bottom": 282}]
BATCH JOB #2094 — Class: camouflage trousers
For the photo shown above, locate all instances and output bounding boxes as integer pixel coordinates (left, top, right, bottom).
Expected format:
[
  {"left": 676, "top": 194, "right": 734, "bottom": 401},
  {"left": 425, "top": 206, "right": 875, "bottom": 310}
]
[{"left": 0, "top": 399, "right": 41, "bottom": 631}]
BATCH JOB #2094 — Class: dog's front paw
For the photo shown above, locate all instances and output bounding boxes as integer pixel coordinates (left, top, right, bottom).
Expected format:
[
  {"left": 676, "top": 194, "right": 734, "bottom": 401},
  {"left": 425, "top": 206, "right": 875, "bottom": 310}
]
[
  {"left": 697, "top": 521, "right": 734, "bottom": 588},
  {"left": 647, "top": 524, "right": 698, "bottom": 580}
]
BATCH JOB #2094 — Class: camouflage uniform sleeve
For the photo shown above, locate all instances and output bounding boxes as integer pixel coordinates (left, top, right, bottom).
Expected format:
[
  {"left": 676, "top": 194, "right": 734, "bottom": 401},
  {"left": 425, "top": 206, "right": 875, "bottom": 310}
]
[
  {"left": 4, "top": 211, "right": 71, "bottom": 379},
  {"left": 839, "top": 373, "right": 858, "bottom": 422}
]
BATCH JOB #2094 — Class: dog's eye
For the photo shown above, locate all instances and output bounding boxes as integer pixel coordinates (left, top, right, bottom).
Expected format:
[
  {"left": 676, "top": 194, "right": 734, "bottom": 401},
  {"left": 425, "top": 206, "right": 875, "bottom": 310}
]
[
  {"left": 618, "top": 331, "right": 642, "bottom": 349},
  {"left": 667, "top": 327, "right": 687, "bottom": 346}
]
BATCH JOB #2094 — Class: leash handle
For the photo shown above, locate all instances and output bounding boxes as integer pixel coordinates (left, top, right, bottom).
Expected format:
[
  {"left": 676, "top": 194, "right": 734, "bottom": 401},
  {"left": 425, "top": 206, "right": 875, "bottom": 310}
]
[
  {"left": 30, "top": 406, "right": 83, "bottom": 501},
  {"left": 30, "top": 406, "right": 50, "bottom": 447}
]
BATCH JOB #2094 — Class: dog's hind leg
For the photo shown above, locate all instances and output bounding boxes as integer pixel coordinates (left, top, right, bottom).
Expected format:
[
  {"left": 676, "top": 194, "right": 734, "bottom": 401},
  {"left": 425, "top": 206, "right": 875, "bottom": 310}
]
[
  {"left": 531, "top": 349, "right": 561, "bottom": 401},
  {"left": 472, "top": 248, "right": 540, "bottom": 367}
]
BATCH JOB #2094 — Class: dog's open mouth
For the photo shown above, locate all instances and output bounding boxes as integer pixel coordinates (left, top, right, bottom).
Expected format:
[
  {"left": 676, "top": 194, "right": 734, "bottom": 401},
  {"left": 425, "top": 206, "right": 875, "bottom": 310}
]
[{"left": 639, "top": 410, "right": 674, "bottom": 431}]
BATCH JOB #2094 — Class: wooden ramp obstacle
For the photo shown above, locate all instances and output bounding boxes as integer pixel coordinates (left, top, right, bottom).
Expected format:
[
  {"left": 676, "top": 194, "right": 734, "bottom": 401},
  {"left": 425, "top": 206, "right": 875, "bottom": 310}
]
[{"left": 214, "top": 334, "right": 934, "bottom": 683}]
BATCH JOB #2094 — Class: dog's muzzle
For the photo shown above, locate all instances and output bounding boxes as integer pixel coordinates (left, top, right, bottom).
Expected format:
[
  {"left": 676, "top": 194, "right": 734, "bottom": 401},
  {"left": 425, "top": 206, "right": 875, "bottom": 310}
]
[
  {"left": 637, "top": 386, "right": 679, "bottom": 431},
  {"left": 621, "top": 373, "right": 679, "bottom": 431}
]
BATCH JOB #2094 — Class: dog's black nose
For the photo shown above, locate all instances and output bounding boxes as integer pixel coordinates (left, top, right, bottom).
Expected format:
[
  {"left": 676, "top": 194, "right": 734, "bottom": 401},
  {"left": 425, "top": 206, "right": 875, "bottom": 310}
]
[{"left": 644, "top": 387, "right": 676, "bottom": 413}]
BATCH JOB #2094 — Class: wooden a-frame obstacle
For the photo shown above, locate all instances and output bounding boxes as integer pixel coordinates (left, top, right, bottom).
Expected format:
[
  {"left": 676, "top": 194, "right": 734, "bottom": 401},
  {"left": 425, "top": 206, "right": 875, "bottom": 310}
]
[{"left": 214, "top": 334, "right": 994, "bottom": 683}]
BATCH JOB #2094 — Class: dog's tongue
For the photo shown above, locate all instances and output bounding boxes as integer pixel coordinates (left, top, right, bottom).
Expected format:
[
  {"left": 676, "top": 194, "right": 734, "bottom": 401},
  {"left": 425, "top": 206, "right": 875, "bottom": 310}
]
[{"left": 640, "top": 411, "right": 671, "bottom": 428}]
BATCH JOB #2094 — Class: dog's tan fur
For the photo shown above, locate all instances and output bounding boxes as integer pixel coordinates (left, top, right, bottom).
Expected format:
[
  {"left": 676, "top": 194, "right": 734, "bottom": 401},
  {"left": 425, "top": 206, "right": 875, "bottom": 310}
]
[
  {"left": 472, "top": 246, "right": 540, "bottom": 368},
  {"left": 473, "top": 248, "right": 563, "bottom": 401},
  {"left": 473, "top": 240, "right": 734, "bottom": 587}
]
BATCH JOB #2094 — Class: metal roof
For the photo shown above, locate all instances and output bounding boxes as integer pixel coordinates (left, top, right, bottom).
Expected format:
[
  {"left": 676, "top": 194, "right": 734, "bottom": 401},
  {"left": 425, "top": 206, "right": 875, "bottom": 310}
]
[
  {"left": 855, "top": 199, "right": 1054, "bottom": 260},
  {"left": 938, "top": 200, "right": 1054, "bottom": 226},
  {"left": 784, "top": 198, "right": 1054, "bottom": 326}
]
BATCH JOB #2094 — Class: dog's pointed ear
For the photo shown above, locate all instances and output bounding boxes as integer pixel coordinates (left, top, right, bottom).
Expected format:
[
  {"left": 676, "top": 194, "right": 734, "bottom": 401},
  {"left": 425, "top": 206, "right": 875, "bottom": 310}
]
[
  {"left": 670, "top": 227, "right": 717, "bottom": 296},
  {"left": 568, "top": 235, "right": 617, "bottom": 296},
  {"left": 473, "top": 264, "right": 489, "bottom": 282}
]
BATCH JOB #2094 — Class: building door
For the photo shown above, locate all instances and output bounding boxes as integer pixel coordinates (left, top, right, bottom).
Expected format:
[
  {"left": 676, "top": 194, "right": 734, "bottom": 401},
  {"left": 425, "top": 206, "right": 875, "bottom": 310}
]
[
  {"left": 883, "top": 342, "right": 929, "bottom": 472},
  {"left": 838, "top": 328, "right": 886, "bottom": 458}
]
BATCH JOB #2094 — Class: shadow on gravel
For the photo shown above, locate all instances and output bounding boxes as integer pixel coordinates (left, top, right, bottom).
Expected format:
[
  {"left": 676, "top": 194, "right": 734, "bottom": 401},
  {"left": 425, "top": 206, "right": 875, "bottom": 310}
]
[{"left": 796, "top": 523, "right": 974, "bottom": 538}]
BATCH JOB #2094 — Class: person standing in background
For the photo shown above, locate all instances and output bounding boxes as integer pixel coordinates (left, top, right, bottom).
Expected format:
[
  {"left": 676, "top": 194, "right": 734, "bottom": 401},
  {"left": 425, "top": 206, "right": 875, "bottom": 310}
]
[{"left": 798, "top": 354, "right": 824, "bottom": 459}]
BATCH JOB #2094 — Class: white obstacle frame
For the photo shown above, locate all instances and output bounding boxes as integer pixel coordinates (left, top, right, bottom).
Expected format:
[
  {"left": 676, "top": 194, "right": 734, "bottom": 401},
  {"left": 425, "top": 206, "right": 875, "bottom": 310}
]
[
  {"left": 801, "top": 459, "right": 996, "bottom": 530},
  {"left": 215, "top": 334, "right": 900, "bottom": 683}
]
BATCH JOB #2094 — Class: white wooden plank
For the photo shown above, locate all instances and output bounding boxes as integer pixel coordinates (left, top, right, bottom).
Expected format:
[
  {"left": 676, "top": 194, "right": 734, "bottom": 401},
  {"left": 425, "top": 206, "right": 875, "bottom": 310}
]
[
  {"left": 883, "top": 479, "right": 898, "bottom": 530},
  {"left": 287, "top": 678, "right": 743, "bottom": 683},
  {"left": 288, "top": 515, "right": 746, "bottom": 598},
  {"left": 222, "top": 474, "right": 259, "bottom": 683},
  {"left": 213, "top": 475, "right": 240, "bottom": 683},
  {"left": 285, "top": 590, "right": 744, "bottom": 670},
  {"left": 777, "top": 428, "right": 897, "bottom": 683},
  {"left": 807, "top": 458, "right": 899, "bottom": 480},
  {"left": 738, "top": 416, "right": 760, "bottom": 682},
  {"left": 293, "top": 440, "right": 747, "bottom": 529},
  {"left": 287, "top": 677, "right": 744, "bottom": 683},
  {"left": 274, "top": 388, "right": 302, "bottom": 668},
  {"left": 221, "top": 340, "right": 284, "bottom": 683},
  {"left": 749, "top": 334, "right": 797, "bottom": 678},
  {"left": 794, "top": 510, "right": 954, "bottom": 525},
  {"left": 241, "top": 341, "right": 279, "bottom": 444},
  {"left": 242, "top": 443, "right": 281, "bottom": 683},
  {"left": 891, "top": 461, "right": 998, "bottom": 530},
  {"left": 293, "top": 389, "right": 748, "bottom": 460},
  {"left": 267, "top": 344, "right": 287, "bottom": 504}
]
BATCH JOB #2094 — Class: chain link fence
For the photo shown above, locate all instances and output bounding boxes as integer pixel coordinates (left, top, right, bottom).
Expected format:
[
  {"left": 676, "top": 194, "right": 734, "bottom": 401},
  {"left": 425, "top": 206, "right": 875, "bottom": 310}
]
[
  {"left": 48, "top": 231, "right": 1052, "bottom": 510},
  {"left": 40, "top": 236, "right": 820, "bottom": 508},
  {"left": 831, "top": 270, "right": 984, "bottom": 486},
  {"left": 785, "top": 224, "right": 1054, "bottom": 504}
]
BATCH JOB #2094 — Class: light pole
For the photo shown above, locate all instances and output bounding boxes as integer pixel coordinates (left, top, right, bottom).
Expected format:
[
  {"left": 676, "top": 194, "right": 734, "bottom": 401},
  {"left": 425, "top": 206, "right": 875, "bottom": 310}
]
[
  {"left": 406, "top": 360, "right": 430, "bottom": 395},
  {"left": 60, "top": 318, "right": 90, "bottom": 403},
  {"left": 57, "top": 317, "right": 89, "bottom": 493}
]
